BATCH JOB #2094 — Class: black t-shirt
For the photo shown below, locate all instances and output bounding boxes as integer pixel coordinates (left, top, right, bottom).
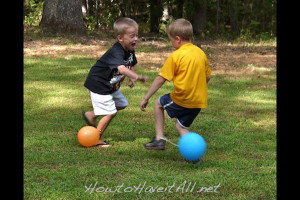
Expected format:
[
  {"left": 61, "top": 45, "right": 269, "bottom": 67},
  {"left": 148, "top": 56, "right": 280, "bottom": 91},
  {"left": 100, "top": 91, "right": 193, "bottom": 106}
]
[{"left": 84, "top": 42, "right": 137, "bottom": 94}]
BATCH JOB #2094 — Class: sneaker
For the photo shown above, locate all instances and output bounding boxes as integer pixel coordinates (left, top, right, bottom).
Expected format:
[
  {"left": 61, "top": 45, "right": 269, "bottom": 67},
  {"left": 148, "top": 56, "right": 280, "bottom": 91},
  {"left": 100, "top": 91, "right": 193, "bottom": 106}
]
[
  {"left": 144, "top": 137, "right": 166, "bottom": 150},
  {"left": 184, "top": 158, "right": 202, "bottom": 164}
]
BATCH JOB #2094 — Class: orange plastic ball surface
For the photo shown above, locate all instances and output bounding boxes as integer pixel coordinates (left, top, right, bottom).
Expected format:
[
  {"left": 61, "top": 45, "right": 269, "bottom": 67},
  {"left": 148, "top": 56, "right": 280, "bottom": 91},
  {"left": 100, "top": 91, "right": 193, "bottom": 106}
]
[{"left": 78, "top": 126, "right": 100, "bottom": 147}]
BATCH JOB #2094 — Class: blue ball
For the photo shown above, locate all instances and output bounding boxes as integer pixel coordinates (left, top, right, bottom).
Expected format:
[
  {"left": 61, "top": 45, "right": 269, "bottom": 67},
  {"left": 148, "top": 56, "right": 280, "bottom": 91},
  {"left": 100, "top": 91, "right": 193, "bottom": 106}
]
[{"left": 178, "top": 132, "right": 206, "bottom": 161}]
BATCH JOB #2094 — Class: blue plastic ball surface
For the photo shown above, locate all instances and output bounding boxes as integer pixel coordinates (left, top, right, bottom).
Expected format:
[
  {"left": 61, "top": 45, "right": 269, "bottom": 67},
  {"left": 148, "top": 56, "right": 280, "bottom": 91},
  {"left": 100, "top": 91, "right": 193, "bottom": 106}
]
[{"left": 178, "top": 132, "right": 206, "bottom": 161}]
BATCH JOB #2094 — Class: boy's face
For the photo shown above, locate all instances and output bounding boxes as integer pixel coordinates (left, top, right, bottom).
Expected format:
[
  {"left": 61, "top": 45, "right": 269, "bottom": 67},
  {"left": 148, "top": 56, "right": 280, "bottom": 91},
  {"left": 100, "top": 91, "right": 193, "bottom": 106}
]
[{"left": 118, "top": 27, "right": 138, "bottom": 51}]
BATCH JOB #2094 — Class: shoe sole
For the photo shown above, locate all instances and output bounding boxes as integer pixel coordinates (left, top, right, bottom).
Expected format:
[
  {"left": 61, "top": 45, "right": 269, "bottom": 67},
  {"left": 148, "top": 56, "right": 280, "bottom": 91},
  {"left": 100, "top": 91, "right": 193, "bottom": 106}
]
[
  {"left": 184, "top": 159, "right": 202, "bottom": 164},
  {"left": 144, "top": 146, "right": 165, "bottom": 150}
]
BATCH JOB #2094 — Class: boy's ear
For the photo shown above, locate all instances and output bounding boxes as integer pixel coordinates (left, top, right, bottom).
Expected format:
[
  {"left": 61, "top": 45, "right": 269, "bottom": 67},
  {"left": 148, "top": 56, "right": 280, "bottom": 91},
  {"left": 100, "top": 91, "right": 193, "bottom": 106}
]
[
  {"left": 117, "top": 34, "right": 123, "bottom": 42},
  {"left": 175, "top": 36, "right": 181, "bottom": 43}
]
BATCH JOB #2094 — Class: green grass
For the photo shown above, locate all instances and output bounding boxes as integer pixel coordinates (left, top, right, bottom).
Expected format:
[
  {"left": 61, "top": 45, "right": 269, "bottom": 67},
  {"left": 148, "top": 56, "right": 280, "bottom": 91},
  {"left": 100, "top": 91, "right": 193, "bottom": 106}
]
[{"left": 24, "top": 41, "right": 276, "bottom": 199}]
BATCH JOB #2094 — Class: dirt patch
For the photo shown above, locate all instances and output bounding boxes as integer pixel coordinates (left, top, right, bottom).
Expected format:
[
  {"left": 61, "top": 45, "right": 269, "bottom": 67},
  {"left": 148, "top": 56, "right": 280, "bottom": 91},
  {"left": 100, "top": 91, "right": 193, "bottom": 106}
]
[
  {"left": 24, "top": 36, "right": 276, "bottom": 77},
  {"left": 201, "top": 42, "right": 276, "bottom": 76},
  {"left": 24, "top": 39, "right": 111, "bottom": 58}
]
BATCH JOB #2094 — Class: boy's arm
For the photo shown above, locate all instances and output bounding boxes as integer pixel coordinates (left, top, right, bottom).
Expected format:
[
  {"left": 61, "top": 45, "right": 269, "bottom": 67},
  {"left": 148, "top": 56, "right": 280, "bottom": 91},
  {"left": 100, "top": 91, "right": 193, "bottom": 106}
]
[
  {"left": 126, "top": 66, "right": 136, "bottom": 88},
  {"left": 118, "top": 65, "right": 147, "bottom": 83},
  {"left": 204, "top": 53, "right": 211, "bottom": 83},
  {"left": 206, "top": 76, "right": 211, "bottom": 83},
  {"left": 140, "top": 76, "right": 166, "bottom": 112}
]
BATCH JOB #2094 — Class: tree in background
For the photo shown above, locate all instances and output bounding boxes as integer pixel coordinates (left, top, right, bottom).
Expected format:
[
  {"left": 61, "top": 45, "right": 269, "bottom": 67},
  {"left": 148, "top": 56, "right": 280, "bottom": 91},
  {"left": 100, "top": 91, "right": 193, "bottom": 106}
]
[
  {"left": 24, "top": 0, "right": 276, "bottom": 39},
  {"left": 149, "top": 0, "right": 163, "bottom": 33},
  {"left": 40, "top": 0, "right": 86, "bottom": 34},
  {"left": 191, "top": 0, "right": 207, "bottom": 35}
]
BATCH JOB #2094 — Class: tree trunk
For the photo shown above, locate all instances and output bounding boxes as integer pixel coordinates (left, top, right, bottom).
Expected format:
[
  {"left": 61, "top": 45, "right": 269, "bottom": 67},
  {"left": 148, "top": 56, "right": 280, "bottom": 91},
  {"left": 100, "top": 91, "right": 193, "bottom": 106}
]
[
  {"left": 192, "top": 0, "right": 207, "bottom": 35},
  {"left": 82, "top": 0, "right": 87, "bottom": 17},
  {"left": 150, "top": 0, "right": 163, "bottom": 33},
  {"left": 119, "top": 0, "right": 126, "bottom": 17},
  {"left": 229, "top": 0, "right": 238, "bottom": 34},
  {"left": 216, "top": 0, "right": 220, "bottom": 34},
  {"left": 40, "top": 0, "right": 86, "bottom": 34},
  {"left": 174, "top": 0, "right": 184, "bottom": 19}
]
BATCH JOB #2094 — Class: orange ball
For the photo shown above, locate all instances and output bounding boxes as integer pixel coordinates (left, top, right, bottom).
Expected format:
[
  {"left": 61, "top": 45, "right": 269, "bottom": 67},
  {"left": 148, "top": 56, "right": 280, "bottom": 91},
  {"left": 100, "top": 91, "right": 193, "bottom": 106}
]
[{"left": 78, "top": 126, "right": 100, "bottom": 147}]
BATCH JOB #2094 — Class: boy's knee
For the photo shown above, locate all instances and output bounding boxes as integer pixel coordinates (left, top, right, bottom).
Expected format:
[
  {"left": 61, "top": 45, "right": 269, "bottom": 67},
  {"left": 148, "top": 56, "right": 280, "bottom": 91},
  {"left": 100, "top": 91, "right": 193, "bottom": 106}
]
[
  {"left": 175, "top": 121, "right": 182, "bottom": 131},
  {"left": 155, "top": 99, "right": 162, "bottom": 107},
  {"left": 109, "top": 112, "right": 117, "bottom": 118},
  {"left": 175, "top": 120, "right": 189, "bottom": 135}
]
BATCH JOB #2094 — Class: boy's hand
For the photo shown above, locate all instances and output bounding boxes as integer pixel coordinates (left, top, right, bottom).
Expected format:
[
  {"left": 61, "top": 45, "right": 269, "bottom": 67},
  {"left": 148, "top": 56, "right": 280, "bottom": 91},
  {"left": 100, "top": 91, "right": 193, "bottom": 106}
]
[
  {"left": 126, "top": 78, "right": 136, "bottom": 88},
  {"left": 139, "top": 76, "right": 166, "bottom": 112},
  {"left": 140, "top": 98, "right": 148, "bottom": 112},
  {"left": 137, "top": 75, "right": 148, "bottom": 83}
]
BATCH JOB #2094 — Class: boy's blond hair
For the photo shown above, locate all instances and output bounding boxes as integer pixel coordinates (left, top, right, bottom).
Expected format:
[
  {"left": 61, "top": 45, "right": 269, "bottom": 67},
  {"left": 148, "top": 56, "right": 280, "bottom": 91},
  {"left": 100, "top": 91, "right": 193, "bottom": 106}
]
[
  {"left": 167, "top": 18, "right": 193, "bottom": 41},
  {"left": 113, "top": 17, "right": 138, "bottom": 36}
]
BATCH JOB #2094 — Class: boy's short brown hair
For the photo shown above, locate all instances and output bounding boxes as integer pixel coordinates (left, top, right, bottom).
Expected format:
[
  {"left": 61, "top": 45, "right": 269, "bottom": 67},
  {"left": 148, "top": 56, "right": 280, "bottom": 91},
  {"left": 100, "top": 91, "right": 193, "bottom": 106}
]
[
  {"left": 167, "top": 18, "right": 193, "bottom": 41},
  {"left": 113, "top": 17, "right": 138, "bottom": 36}
]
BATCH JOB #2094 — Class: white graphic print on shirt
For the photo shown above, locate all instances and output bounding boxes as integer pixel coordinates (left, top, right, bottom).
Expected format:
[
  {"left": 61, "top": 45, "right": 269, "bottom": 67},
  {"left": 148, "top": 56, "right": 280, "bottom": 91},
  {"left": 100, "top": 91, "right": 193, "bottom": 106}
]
[{"left": 109, "top": 53, "right": 134, "bottom": 91}]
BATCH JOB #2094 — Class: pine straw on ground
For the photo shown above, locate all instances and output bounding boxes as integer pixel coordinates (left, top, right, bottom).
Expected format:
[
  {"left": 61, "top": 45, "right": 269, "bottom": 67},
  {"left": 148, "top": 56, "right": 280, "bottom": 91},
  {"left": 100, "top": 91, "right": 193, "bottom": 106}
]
[{"left": 24, "top": 35, "right": 276, "bottom": 79}]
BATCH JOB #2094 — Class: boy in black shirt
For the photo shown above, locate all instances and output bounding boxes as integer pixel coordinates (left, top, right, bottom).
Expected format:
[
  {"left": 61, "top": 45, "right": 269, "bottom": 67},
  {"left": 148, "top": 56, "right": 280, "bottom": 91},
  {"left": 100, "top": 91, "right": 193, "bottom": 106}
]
[{"left": 83, "top": 17, "right": 147, "bottom": 147}]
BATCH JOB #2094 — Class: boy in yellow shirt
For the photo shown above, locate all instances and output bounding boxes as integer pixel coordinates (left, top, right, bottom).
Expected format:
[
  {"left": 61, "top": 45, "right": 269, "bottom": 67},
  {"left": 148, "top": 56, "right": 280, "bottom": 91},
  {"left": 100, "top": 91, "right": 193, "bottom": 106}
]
[{"left": 140, "top": 18, "right": 211, "bottom": 150}]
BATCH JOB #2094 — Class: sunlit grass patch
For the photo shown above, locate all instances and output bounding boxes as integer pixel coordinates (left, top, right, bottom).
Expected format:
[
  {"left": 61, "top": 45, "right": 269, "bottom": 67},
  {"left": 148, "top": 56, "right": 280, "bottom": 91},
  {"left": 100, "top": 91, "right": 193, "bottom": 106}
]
[{"left": 24, "top": 40, "right": 276, "bottom": 199}]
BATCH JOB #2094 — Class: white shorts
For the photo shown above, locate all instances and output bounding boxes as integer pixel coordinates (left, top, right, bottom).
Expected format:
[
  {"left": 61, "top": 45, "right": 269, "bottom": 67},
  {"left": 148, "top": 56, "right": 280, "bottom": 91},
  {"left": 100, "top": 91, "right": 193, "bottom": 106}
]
[{"left": 89, "top": 90, "right": 128, "bottom": 115}]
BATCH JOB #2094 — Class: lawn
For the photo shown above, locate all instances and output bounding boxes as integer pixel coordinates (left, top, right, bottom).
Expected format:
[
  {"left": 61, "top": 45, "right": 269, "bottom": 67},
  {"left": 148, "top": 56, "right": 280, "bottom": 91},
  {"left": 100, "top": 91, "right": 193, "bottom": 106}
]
[{"left": 24, "top": 35, "right": 276, "bottom": 199}]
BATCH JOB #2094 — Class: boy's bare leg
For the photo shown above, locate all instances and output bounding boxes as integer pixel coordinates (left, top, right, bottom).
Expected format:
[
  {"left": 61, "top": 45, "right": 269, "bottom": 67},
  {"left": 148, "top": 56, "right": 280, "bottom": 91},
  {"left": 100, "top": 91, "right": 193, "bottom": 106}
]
[
  {"left": 83, "top": 111, "right": 98, "bottom": 127},
  {"left": 96, "top": 113, "right": 117, "bottom": 135},
  {"left": 154, "top": 99, "right": 165, "bottom": 140},
  {"left": 95, "top": 113, "right": 116, "bottom": 145},
  {"left": 175, "top": 121, "right": 189, "bottom": 136},
  {"left": 96, "top": 106, "right": 125, "bottom": 145}
]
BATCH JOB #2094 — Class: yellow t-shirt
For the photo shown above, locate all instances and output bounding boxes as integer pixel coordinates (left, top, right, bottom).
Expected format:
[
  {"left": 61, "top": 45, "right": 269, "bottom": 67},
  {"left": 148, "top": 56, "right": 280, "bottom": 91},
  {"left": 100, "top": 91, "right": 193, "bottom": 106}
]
[{"left": 159, "top": 43, "right": 211, "bottom": 108}]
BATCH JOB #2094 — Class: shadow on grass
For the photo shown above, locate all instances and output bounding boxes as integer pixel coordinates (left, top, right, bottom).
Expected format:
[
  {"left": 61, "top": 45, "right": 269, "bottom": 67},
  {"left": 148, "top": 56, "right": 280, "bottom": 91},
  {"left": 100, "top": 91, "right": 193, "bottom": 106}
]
[
  {"left": 24, "top": 53, "right": 276, "bottom": 199},
  {"left": 24, "top": 55, "right": 276, "bottom": 143}
]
